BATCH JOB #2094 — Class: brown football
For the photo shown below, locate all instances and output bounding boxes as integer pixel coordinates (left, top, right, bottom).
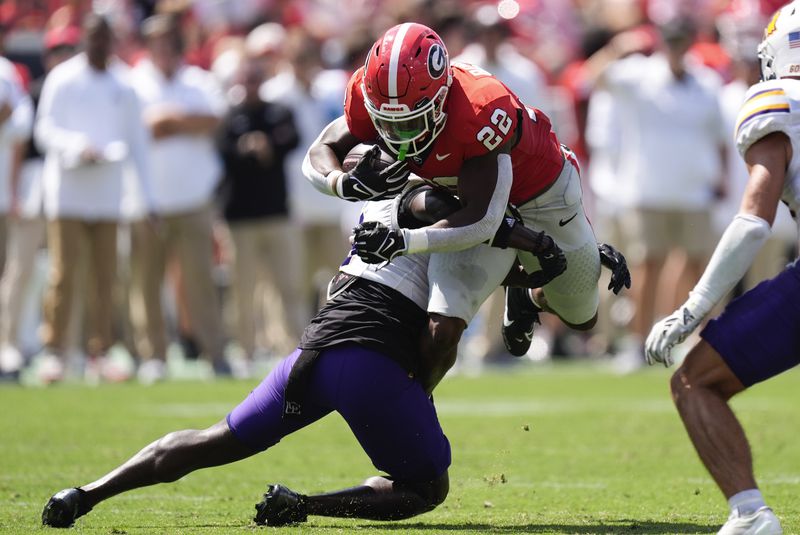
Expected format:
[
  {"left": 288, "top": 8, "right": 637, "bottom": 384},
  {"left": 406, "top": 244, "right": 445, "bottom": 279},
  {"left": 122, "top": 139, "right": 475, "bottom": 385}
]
[{"left": 341, "top": 143, "right": 397, "bottom": 173}]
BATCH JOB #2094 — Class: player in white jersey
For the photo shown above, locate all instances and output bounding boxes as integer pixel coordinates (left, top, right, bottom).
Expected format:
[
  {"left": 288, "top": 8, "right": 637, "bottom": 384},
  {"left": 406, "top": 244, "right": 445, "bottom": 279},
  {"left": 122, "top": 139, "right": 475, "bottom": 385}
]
[
  {"left": 644, "top": 4, "right": 800, "bottom": 534},
  {"left": 41, "top": 191, "right": 569, "bottom": 528}
]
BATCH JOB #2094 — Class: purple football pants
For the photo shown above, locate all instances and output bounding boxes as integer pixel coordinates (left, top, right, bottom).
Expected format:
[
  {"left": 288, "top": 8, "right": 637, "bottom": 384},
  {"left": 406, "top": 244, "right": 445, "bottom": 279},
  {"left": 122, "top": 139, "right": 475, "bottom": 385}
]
[
  {"left": 702, "top": 259, "right": 800, "bottom": 386},
  {"left": 227, "top": 344, "right": 451, "bottom": 482}
]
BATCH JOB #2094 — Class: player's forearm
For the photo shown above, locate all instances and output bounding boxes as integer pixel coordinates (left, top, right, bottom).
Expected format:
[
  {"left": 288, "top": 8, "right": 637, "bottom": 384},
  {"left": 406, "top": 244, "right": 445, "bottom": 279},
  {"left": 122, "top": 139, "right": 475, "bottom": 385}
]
[
  {"left": 402, "top": 154, "right": 512, "bottom": 253},
  {"left": 303, "top": 117, "right": 358, "bottom": 197},
  {"left": 505, "top": 224, "right": 553, "bottom": 254},
  {"left": 685, "top": 213, "right": 770, "bottom": 317},
  {"left": 302, "top": 145, "right": 343, "bottom": 197}
]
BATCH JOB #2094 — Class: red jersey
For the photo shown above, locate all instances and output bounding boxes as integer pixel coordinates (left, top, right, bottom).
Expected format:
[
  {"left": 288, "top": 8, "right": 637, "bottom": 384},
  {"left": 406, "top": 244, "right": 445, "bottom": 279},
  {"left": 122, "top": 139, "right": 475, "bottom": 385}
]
[{"left": 344, "top": 63, "right": 565, "bottom": 205}]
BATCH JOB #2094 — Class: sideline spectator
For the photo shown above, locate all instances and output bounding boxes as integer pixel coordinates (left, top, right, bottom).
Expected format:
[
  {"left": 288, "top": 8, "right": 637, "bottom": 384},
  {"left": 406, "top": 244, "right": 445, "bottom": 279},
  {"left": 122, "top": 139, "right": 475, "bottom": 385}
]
[
  {"left": 0, "top": 26, "right": 75, "bottom": 377},
  {"left": 0, "top": 51, "right": 32, "bottom": 277},
  {"left": 216, "top": 56, "right": 302, "bottom": 360},
  {"left": 587, "top": 17, "right": 727, "bottom": 371},
  {"left": 129, "top": 14, "right": 228, "bottom": 382},
  {"left": 35, "top": 13, "right": 154, "bottom": 382}
]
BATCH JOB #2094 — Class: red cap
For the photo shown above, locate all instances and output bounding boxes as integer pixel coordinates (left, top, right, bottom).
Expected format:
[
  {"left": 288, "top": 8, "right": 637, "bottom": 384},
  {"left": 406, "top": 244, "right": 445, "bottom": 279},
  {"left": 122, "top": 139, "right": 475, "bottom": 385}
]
[{"left": 44, "top": 25, "right": 81, "bottom": 51}]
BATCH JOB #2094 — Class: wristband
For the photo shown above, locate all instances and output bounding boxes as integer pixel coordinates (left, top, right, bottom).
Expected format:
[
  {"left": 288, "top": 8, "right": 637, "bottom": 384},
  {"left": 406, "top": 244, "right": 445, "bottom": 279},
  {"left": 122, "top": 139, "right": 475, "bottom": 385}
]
[
  {"left": 402, "top": 228, "right": 429, "bottom": 254},
  {"left": 329, "top": 170, "right": 347, "bottom": 198}
]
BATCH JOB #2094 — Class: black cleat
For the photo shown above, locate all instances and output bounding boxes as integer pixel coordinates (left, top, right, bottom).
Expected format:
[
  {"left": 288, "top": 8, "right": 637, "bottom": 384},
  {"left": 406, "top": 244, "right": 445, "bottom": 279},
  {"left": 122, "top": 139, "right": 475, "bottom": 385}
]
[
  {"left": 254, "top": 484, "right": 308, "bottom": 526},
  {"left": 502, "top": 287, "right": 541, "bottom": 357},
  {"left": 42, "top": 488, "right": 91, "bottom": 528}
]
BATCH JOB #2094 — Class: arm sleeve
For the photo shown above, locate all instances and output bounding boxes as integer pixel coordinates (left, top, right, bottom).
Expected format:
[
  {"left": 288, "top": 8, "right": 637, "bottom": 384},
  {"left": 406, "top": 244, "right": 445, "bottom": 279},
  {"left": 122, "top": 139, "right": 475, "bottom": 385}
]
[
  {"left": 402, "top": 153, "right": 512, "bottom": 253},
  {"left": 685, "top": 213, "right": 771, "bottom": 316}
]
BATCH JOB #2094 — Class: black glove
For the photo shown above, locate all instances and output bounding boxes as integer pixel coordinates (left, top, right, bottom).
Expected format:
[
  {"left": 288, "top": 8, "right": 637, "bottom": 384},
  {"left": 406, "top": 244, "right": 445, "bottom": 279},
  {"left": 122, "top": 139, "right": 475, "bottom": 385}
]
[
  {"left": 527, "top": 233, "right": 567, "bottom": 287},
  {"left": 339, "top": 145, "right": 409, "bottom": 201},
  {"left": 598, "top": 242, "right": 631, "bottom": 294},
  {"left": 352, "top": 221, "right": 407, "bottom": 264}
]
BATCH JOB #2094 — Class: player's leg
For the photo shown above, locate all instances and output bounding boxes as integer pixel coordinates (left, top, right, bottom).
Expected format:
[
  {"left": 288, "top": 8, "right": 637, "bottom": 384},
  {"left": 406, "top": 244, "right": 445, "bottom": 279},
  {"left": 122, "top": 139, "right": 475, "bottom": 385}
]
[
  {"left": 43, "top": 349, "right": 333, "bottom": 527},
  {"left": 255, "top": 344, "right": 451, "bottom": 525},
  {"left": 418, "top": 312, "right": 465, "bottom": 393},
  {"left": 671, "top": 342, "right": 752, "bottom": 495},
  {"left": 424, "top": 243, "right": 517, "bottom": 389},
  {"left": 509, "top": 159, "right": 601, "bottom": 353},
  {"left": 672, "top": 265, "right": 800, "bottom": 534}
]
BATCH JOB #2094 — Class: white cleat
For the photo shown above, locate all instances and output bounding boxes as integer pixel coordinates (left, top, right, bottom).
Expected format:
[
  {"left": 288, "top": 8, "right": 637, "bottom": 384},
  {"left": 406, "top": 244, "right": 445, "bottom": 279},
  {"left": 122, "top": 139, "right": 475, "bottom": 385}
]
[{"left": 718, "top": 506, "right": 782, "bottom": 535}]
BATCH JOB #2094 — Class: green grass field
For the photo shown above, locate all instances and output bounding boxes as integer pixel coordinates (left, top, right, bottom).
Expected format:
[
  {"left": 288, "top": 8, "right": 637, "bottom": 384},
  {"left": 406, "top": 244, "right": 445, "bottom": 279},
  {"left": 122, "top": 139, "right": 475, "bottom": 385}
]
[{"left": 2, "top": 362, "right": 799, "bottom": 534}]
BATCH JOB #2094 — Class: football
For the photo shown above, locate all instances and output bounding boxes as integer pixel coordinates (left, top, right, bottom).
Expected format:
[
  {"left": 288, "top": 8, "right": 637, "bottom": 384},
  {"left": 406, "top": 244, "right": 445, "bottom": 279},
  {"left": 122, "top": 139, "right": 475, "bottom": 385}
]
[{"left": 341, "top": 143, "right": 397, "bottom": 173}]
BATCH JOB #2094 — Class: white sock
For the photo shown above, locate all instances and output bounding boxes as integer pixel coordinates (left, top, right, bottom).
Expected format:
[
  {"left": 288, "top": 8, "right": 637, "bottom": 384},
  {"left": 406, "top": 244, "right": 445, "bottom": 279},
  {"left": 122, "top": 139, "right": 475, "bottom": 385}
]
[{"left": 728, "top": 489, "right": 766, "bottom": 516}]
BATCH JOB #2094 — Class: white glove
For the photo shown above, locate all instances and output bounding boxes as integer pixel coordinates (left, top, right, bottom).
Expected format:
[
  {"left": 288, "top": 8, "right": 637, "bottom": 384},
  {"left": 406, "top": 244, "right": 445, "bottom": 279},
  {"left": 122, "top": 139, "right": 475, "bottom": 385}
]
[{"left": 644, "top": 295, "right": 711, "bottom": 367}]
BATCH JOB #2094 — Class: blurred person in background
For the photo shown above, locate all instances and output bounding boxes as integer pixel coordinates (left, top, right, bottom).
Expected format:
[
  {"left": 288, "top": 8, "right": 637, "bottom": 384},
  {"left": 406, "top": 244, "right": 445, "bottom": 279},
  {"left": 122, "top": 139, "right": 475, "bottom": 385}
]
[
  {"left": 0, "top": 26, "right": 76, "bottom": 378},
  {"left": 35, "top": 13, "right": 154, "bottom": 383},
  {"left": 129, "top": 14, "right": 228, "bottom": 382},
  {"left": 582, "top": 26, "right": 652, "bottom": 359},
  {"left": 261, "top": 28, "right": 350, "bottom": 311},
  {"left": 586, "top": 17, "right": 728, "bottom": 371},
  {"left": 0, "top": 29, "right": 33, "bottom": 276},
  {"left": 216, "top": 55, "right": 302, "bottom": 363}
]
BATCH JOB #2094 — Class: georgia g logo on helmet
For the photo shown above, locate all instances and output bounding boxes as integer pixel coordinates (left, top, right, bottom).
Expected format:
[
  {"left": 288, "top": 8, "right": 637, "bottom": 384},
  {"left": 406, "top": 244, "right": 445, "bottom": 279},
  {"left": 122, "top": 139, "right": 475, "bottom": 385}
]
[
  {"left": 428, "top": 44, "right": 446, "bottom": 79},
  {"left": 361, "top": 23, "right": 453, "bottom": 158}
]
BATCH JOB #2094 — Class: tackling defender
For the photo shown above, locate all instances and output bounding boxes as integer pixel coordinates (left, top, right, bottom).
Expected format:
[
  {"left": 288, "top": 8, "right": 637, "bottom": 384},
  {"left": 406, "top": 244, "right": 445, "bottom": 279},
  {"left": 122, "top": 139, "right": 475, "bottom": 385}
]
[
  {"left": 645, "top": 4, "right": 800, "bottom": 534},
  {"left": 304, "top": 23, "right": 626, "bottom": 378},
  {"left": 40, "top": 190, "right": 575, "bottom": 528}
]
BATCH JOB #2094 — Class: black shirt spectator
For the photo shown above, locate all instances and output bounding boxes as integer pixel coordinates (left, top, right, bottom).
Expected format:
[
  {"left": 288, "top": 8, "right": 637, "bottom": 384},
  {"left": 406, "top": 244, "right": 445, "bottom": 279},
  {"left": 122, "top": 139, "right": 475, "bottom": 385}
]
[{"left": 217, "top": 99, "right": 299, "bottom": 221}]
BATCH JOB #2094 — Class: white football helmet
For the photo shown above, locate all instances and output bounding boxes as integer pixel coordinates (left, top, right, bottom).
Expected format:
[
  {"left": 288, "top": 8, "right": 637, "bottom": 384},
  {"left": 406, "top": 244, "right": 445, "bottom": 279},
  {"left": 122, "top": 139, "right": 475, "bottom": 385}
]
[{"left": 758, "top": 1, "right": 800, "bottom": 80}]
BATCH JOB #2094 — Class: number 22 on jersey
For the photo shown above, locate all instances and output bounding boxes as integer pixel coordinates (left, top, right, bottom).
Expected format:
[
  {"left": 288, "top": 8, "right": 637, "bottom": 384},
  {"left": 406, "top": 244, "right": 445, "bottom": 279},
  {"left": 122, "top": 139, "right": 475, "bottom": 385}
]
[{"left": 476, "top": 108, "right": 513, "bottom": 151}]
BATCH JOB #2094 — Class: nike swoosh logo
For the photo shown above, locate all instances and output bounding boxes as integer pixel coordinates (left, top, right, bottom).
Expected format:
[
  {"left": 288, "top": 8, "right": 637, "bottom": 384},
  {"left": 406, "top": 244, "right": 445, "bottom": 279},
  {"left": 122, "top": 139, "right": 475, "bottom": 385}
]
[
  {"left": 435, "top": 153, "right": 451, "bottom": 161},
  {"left": 558, "top": 213, "right": 578, "bottom": 227}
]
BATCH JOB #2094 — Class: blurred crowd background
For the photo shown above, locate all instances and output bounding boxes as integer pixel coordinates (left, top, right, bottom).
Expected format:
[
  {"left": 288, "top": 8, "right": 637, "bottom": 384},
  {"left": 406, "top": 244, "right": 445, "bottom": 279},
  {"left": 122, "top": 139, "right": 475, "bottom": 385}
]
[{"left": 0, "top": 0, "right": 795, "bottom": 385}]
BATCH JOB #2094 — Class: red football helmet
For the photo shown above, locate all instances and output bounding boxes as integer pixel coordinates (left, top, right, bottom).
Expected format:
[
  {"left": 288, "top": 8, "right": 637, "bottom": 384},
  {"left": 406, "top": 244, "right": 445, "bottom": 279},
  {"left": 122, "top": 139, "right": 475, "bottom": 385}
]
[{"left": 361, "top": 23, "right": 452, "bottom": 158}]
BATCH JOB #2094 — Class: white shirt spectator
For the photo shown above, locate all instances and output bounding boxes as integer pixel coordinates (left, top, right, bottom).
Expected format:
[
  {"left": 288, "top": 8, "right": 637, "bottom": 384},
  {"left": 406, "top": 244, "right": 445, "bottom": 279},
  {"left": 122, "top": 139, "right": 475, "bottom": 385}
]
[
  {"left": 605, "top": 52, "right": 726, "bottom": 209},
  {"left": 0, "top": 57, "right": 33, "bottom": 214},
  {"left": 35, "top": 54, "right": 153, "bottom": 220},
  {"left": 131, "top": 59, "right": 225, "bottom": 215},
  {"left": 585, "top": 88, "right": 622, "bottom": 217}
]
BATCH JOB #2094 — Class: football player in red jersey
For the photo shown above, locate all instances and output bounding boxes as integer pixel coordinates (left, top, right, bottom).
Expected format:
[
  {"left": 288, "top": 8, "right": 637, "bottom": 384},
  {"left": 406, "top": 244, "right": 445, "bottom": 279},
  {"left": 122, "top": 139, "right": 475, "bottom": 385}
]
[{"left": 304, "top": 23, "right": 628, "bottom": 385}]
